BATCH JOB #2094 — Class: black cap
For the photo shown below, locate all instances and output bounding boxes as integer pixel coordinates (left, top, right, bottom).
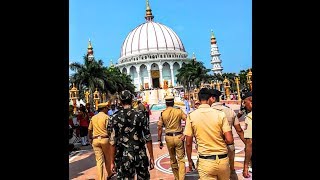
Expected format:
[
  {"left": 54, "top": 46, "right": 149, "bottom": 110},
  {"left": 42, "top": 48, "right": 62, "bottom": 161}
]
[
  {"left": 208, "top": 89, "right": 221, "bottom": 97},
  {"left": 119, "top": 90, "right": 133, "bottom": 101},
  {"left": 241, "top": 91, "right": 252, "bottom": 100}
]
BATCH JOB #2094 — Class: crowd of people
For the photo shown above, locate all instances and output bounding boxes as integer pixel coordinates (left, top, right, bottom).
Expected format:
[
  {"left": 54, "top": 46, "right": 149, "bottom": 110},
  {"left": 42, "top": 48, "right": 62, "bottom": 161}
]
[{"left": 69, "top": 88, "right": 252, "bottom": 180}]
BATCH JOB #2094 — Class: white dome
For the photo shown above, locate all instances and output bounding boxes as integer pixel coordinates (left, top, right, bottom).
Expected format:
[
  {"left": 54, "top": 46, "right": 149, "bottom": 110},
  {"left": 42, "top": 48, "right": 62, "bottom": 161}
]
[{"left": 120, "top": 21, "right": 185, "bottom": 59}]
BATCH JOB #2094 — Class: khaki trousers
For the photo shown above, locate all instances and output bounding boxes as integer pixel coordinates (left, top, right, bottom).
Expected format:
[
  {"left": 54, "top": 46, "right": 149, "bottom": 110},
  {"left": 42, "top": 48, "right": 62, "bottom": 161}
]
[
  {"left": 198, "top": 156, "right": 230, "bottom": 180},
  {"left": 165, "top": 134, "right": 186, "bottom": 180},
  {"left": 92, "top": 138, "right": 112, "bottom": 180}
]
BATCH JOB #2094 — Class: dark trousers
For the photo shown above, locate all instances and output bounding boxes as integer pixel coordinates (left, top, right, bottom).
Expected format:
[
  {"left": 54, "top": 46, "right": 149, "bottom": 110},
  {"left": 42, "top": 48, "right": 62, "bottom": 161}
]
[{"left": 79, "top": 126, "right": 88, "bottom": 137}]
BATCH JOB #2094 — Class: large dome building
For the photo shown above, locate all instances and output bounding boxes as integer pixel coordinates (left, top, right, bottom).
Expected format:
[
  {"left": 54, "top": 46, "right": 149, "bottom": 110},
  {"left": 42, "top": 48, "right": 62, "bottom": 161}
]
[{"left": 116, "top": 0, "right": 190, "bottom": 91}]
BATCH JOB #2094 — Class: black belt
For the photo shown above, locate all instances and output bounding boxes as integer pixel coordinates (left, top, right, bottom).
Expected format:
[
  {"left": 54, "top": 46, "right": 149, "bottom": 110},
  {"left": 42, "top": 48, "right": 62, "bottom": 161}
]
[
  {"left": 166, "top": 132, "right": 182, "bottom": 136},
  {"left": 92, "top": 135, "right": 109, "bottom": 139},
  {"left": 199, "top": 154, "right": 228, "bottom": 160}
]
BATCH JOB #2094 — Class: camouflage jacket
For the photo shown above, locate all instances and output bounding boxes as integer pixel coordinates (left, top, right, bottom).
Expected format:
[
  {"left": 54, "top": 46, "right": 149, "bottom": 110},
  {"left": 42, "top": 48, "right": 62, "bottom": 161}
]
[{"left": 107, "top": 108, "right": 152, "bottom": 158}]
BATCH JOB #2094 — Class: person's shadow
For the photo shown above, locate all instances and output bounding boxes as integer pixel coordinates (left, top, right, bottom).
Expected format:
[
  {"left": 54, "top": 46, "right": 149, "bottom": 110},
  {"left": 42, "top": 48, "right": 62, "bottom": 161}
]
[{"left": 69, "top": 153, "right": 96, "bottom": 179}]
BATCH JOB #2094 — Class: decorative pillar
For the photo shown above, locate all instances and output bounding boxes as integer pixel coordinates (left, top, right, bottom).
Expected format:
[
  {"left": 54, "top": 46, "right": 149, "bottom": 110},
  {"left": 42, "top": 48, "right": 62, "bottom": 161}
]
[
  {"left": 84, "top": 90, "right": 90, "bottom": 103},
  {"left": 147, "top": 66, "right": 152, "bottom": 89},
  {"left": 93, "top": 88, "right": 100, "bottom": 110},
  {"left": 247, "top": 69, "right": 252, "bottom": 92},
  {"left": 127, "top": 68, "right": 130, "bottom": 75},
  {"left": 234, "top": 75, "right": 241, "bottom": 101},
  {"left": 102, "top": 92, "right": 107, "bottom": 102},
  {"left": 69, "top": 83, "right": 79, "bottom": 113},
  {"left": 159, "top": 65, "right": 163, "bottom": 88},
  {"left": 137, "top": 68, "right": 141, "bottom": 91},
  {"left": 170, "top": 67, "right": 174, "bottom": 87},
  {"left": 223, "top": 77, "right": 231, "bottom": 100},
  {"left": 216, "top": 80, "right": 220, "bottom": 91}
]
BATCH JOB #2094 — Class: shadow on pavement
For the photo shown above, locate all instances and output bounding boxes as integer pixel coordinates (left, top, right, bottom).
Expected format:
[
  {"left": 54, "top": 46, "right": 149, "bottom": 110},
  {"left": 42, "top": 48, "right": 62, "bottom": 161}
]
[
  {"left": 185, "top": 170, "right": 199, "bottom": 180},
  {"left": 69, "top": 153, "right": 96, "bottom": 179}
]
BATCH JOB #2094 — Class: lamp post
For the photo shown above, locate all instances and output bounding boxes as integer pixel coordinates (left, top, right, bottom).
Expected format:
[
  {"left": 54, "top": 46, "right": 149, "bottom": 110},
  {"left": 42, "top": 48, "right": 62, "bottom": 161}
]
[
  {"left": 69, "top": 83, "right": 79, "bottom": 113},
  {"left": 93, "top": 88, "right": 100, "bottom": 110},
  {"left": 246, "top": 69, "right": 252, "bottom": 91},
  {"left": 223, "top": 77, "right": 231, "bottom": 100},
  {"left": 234, "top": 74, "right": 241, "bottom": 101}
]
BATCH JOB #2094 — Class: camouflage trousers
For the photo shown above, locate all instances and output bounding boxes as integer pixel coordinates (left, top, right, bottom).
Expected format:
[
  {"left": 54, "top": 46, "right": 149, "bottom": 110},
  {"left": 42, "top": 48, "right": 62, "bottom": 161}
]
[{"left": 115, "top": 151, "right": 150, "bottom": 180}]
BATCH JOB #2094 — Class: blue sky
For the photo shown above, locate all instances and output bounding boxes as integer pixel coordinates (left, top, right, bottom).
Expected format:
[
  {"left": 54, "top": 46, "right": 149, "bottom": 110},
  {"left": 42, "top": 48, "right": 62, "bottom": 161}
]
[{"left": 69, "top": 0, "right": 251, "bottom": 74}]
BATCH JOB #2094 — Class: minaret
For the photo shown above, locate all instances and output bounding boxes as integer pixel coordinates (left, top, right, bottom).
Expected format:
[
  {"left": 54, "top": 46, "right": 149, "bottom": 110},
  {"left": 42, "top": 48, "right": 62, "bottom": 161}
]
[
  {"left": 210, "top": 30, "right": 223, "bottom": 75},
  {"left": 145, "top": 0, "right": 154, "bottom": 21},
  {"left": 87, "top": 39, "right": 94, "bottom": 61}
]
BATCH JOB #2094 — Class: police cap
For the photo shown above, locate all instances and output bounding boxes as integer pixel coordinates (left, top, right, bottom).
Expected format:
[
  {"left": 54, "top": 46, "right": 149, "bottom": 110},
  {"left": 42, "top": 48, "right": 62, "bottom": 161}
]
[
  {"left": 98, "top": 102, "right": 109, "bottom": 108},
  {"left": 241, "top": 91, "right": 252, "bottom": 100},
  {"left": 164, "top": 95, "right": 174, "bottom": 102},
  {"left": 120, "top": 90, "right": 133, "bottom": 101}
]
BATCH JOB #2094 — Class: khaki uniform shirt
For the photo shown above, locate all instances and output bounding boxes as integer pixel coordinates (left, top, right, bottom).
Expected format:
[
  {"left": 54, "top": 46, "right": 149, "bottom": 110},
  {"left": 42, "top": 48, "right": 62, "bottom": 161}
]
[
  {"left": 158, "top": 107, "right": 185, "bottom": 133},
  {"left": 184, "top": 104, "right": 231, "bottom": 155},
  {"left": 211, "top": 102, "right": 239, "bottom": 129},
  {"left": 244, "top": 111, "right": 252, "bottom": 139},
  {"left": 88, "top": 112, "right": 109, "bottom": 137}
]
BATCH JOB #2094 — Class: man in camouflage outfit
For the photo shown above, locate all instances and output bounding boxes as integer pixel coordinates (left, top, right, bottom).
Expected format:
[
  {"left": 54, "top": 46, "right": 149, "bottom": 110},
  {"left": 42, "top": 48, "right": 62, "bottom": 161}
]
[{"left": 107, "top": 90, "right": 155, "bottom": 180}]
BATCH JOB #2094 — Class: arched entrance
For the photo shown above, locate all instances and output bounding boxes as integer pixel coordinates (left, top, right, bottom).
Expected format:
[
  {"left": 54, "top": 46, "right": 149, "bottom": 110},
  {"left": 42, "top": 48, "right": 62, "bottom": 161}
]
[
  {"left": 162, "top": 62, "right": 171, "bottom": 89},
  {"left": 122, "top": 67, "right": 127, "bottom": 75},
  {"left": 173, "top": 62, "right": 180, "bottom": 86},
  {"left": 129, "top": 66, "right": 138, "bottom": 91},
  {"left": 140, "top": 64, "right": 148, "bottom": 89},
  {"left": 151, "top": 63, "right": 160, "bottom": 88}
]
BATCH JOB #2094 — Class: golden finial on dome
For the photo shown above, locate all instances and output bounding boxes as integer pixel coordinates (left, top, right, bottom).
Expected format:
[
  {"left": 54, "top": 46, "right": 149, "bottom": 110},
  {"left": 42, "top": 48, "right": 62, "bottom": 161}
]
[
  {"left": 87, "top": 38, "right": 94, "bottom": 55},
  {"left": 88, "top": 38, "right": 93, "bottom": 49},
  {"left": 145, "top": 0, "right": 154, "bottom": 21}
]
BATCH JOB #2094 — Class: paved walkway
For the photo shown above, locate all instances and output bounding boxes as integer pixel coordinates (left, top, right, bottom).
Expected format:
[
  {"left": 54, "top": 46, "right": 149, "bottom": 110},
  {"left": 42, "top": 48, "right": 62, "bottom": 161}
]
[{"left": 69, "top": 104, "right": 252, "bottom": 180}]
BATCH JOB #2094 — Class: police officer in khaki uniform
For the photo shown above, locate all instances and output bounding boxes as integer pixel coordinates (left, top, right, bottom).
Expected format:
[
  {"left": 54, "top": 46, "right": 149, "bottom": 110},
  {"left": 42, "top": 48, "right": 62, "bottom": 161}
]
[
  {"left": 184, "top": 88, "right": 234, "bottom": 180},
  {"left": 208, "top": 89, "right": 245, "bottom": 180},
  {"left": 88, "top": 102, "right": 115, "bottom": 180},
  {"left": 242, "top": 92, "right": 252, "bottom": 178},
  {"left": 158, "top": 95, "right": 187, "bottom": 180}
]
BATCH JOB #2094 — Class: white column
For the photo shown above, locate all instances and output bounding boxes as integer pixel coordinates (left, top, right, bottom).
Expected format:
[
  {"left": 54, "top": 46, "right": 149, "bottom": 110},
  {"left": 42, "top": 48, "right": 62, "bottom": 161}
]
[
  {"left": 127, "top": 67, "right": 130, "bottom": 75},
  {"left": 147, "top": 66, "right": 152, "bottom": 89},
  {"left": 159, "top": 65, "right": 163, "bottom": 88},
  {"left": 137, "top": 68, "right": 141, "bottom": 90},
  {"left": 170, "top": 67, "right": 174, "bottom": 87}
]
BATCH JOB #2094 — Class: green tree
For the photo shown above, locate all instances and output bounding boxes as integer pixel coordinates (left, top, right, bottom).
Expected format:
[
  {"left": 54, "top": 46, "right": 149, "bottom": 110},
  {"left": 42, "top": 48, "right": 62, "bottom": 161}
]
[
  {"left": 238, "top": 68, "right": 251, "bottom": 91},
  {"left": 176, "top": 59, "right": 210, "bottom": 96}
]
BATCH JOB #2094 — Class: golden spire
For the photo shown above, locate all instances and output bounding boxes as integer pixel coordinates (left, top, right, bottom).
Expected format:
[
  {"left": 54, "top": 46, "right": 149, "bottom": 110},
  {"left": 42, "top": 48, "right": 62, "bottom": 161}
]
[
  {"left": 211, "top": 29, "right": 217, "bottom": 44},
  {"left": 145, "top": 0, "right": 154, "bottom": 21},
  {"left": 87, "top": 38, "right": 94, "bottom": 55},
  {"left": 88, "top": 38, "right": 92, "bottom": 49}
]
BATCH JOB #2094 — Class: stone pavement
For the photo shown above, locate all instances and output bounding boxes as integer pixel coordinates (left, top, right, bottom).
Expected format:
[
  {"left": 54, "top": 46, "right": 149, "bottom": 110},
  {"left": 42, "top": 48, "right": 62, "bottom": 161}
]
[{"left": 69, "top": 104, "right": 252, "bottom": 180}]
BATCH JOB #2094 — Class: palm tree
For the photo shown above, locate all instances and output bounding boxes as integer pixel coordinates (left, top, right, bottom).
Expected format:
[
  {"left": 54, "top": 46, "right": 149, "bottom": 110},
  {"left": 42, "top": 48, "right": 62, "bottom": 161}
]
[
  {"left": 69, "top": 55, "right": 135, "bottom": 105},
  {"left": 69, "top": 55, "right": 109, "bottom": 105},
  {"left": 176, "top": 59, "right": 210, "bottom": 97}
]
